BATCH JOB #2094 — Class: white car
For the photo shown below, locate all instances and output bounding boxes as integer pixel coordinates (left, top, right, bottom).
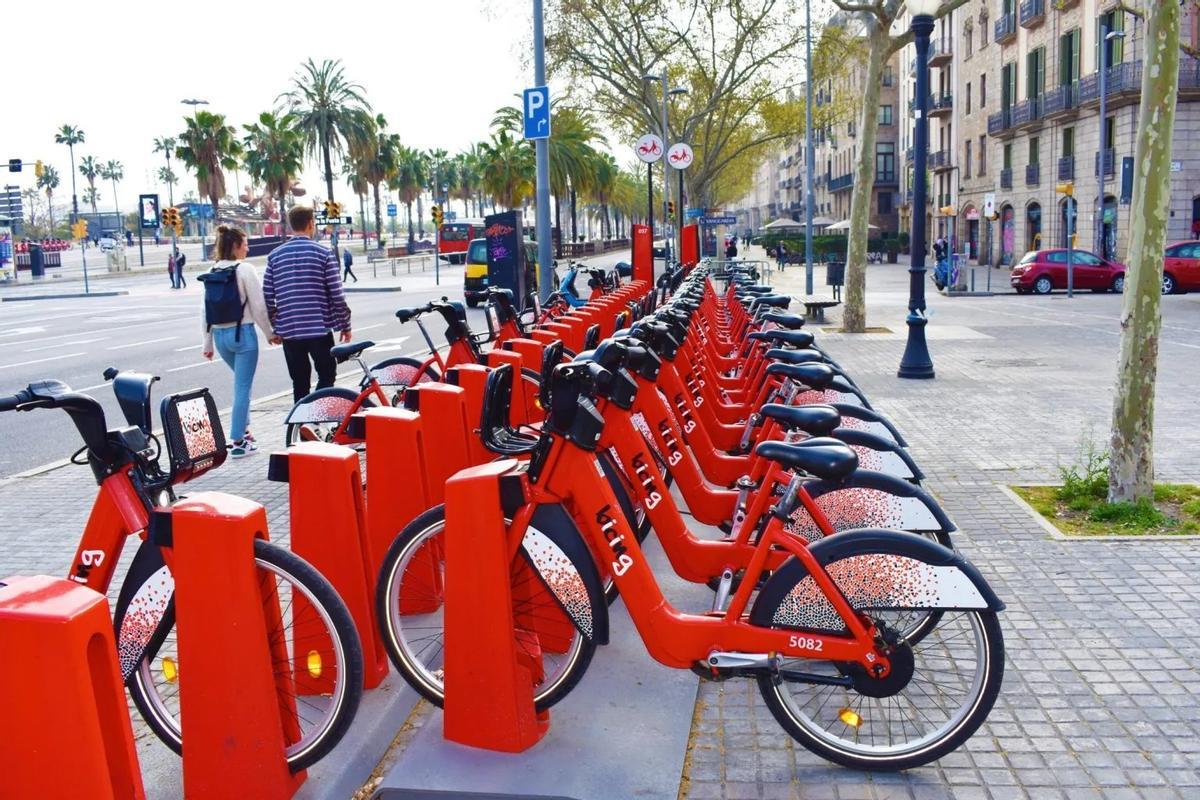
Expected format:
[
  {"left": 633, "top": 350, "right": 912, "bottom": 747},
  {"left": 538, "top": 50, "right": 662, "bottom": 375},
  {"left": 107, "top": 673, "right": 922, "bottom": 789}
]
[{"left": 98, "top": 235, "right": 119, "bottom": 251}]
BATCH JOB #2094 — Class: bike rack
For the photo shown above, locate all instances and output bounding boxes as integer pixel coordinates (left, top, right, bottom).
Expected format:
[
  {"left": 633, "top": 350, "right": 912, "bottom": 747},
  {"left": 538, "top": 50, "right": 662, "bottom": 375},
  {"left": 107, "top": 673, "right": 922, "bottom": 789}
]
[
  {"left": 486, "top": 348, "right": 541, "bottom": 427},
  {"left": 0, "top": 575, "right": 146, "bottom": 800},
  {"left": 270, "top": 442, "right": 389, "bottom": 690},
  {"left": 165, "top": 492, "right": 305, "bottom": 798},
  {"left": 441, "top": 460, "right": 549, "bottom": 752},
  {"left": 446, "top": 364, "right": 498, "bottom": 466},
  {"left": 502, "top": 336, "right": 548, "bottom": 375}
]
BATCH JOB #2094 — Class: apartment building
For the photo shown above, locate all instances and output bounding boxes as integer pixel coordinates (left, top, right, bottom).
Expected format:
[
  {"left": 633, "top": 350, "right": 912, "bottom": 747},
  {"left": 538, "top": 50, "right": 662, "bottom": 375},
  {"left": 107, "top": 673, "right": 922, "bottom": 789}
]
[{"left": 730, "top": 147, "right": 784, "bottom": 234}]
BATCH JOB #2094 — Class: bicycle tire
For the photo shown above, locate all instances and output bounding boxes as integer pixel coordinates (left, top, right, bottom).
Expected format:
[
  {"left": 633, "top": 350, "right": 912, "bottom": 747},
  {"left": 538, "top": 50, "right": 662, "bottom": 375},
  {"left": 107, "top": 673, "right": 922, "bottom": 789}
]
[
  {"left": 376, "top": 504, "right": 597, "bottom": 711},
  {"left": 371, "top": 356, "right": 438, "bottom": 404},
  {"left": 284, "top": 386, "right": 377, "bottom": 446},
  {"left": 121, "top": 539, "right": 364, "bottom": 773}
]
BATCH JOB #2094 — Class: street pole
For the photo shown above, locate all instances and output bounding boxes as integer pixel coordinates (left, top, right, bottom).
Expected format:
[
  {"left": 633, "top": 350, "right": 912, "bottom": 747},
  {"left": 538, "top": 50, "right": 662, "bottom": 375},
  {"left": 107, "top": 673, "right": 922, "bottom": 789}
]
[
  {"left": 898, "top": 12, "right": 935, "bottom": 379},
  {"left": 647, "top": 163, "right": 654, "bottom": 235},
  {"left": 804, "top": 0, "right": 815, "bottom": 295},
  {"left": 534, "top": 0, "right": 554, "bottom": 301},
  {"left": 661, "top": 68, "right": 670, "bottom": 264},
  {"left": 1067, "top": 195, "right": 1075, "bottom": 297},
  {"left": 1098, "top": 22, "right": 1108, "bottom": 262}
]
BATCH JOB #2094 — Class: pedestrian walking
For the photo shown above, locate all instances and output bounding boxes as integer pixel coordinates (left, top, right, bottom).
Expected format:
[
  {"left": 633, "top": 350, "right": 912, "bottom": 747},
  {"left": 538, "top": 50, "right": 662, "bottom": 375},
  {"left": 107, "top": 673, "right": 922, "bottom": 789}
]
[
  {"left": 174, "top": 247, "right": 188, "bottom": 288},
  {"left": 776, "top": 242, "right": 787, "bottom": 272},
  {"left": 263, "top": 205, "right": 353, "bottom": 403},
  {"left": 167, "top": 250, "right": 178, "bottom": 289},
  {"left": 725, "top": 239, "right": 738, "bottom": 259},
  {"left": 199, "top": 226, "right": 275, "bottom": 458},
  {"left": 342, "top": 247, "right": 358, "bottom": 283}
]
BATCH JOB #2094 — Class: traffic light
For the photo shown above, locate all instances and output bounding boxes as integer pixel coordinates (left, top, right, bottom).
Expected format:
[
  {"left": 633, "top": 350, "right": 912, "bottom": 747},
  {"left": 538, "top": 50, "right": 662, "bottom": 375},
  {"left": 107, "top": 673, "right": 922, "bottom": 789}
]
[
  {"left": 71, "top": 219, "right": 88, "bottom": 240},
  {"left": 34, "top": 160, "right": 44, "bottom": 179},
  {"left": 162, "top": 207, "right": 183, "bottom": 235},
  {"left": 323, "top": 199, "right": 341, "bottom": 219},
  {"left": 431, "top": 204, "right": 444, "bottom": 226},
  {"left": 1055, "top": 181, "right": 1074, "bottom": 197},
  {"left": 7, "top": 159, "right": 21, "bottom": 173}
]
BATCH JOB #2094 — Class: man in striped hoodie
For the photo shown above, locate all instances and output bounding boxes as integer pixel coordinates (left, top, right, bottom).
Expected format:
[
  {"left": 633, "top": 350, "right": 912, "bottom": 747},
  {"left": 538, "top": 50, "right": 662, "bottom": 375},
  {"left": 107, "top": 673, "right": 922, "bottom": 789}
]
[{"left": 263, "top": 205, "right": 353, "bottom": 403}]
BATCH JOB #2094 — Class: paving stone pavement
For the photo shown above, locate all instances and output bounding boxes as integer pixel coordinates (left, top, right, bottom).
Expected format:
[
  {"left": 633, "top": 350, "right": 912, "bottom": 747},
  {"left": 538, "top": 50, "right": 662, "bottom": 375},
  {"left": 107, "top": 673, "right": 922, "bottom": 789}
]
[
  {"left": 2, "top": 257, "right": 1199, "bottom": 798},
  {"left": 680, "top": 254, "right": 1200, "bottom": 799}
]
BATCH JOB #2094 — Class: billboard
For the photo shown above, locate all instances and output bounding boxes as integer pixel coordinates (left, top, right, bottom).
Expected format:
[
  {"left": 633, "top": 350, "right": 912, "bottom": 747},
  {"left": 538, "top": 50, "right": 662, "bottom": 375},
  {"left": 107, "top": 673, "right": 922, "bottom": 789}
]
[{"left": 139, "top": 194, "right": 160, "bottom": 229}]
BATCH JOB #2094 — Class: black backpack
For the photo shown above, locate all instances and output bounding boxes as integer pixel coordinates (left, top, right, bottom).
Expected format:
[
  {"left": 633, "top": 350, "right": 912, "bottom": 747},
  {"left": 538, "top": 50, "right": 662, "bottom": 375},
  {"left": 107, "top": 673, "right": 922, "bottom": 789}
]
[{"left": 198, "top": 264, "right": 246, "bottom": 340}]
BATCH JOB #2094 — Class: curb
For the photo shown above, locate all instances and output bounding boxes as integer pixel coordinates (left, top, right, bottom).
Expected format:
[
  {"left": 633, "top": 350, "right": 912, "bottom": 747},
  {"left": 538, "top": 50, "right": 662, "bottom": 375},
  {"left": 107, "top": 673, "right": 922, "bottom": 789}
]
[
  {"left": 3, "top": 291, "right": 130, "bottom": 301},
  {"left": 942, "top": 290, "right": 997, "bottom": 298},
  {"left": 345, "top": 286, "right": 404, "bottom": 293}
]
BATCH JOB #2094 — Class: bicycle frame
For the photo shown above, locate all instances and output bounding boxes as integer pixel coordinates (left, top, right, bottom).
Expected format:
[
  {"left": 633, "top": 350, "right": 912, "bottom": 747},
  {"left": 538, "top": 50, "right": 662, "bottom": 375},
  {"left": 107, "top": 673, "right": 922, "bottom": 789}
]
[
  {"left": 517, "top": 434, "right": 886, "bottom": 672},
  {"left": 68, "top": 465, "right": 154, "bottom": 593}
]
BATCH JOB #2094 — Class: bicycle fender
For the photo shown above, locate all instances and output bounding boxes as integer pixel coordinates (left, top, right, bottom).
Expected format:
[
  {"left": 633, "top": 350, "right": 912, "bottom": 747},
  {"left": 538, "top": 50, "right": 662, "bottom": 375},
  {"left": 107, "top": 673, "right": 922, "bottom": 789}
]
[
  {"left": 829, "top": 377, "right": 873, "bottom": 410},
  {"left": 750, "top": 528, "right": 1004, "bottom": 633},
  {"left": 112, "top": 540, "right": 176, "bottom": 682},
  {"left": 369, "top": 355, "right": 430, "bottom": 387},
  {"left": 521, "top": 503, "right": 610, "bottom": 646},
  {"left": 832, "top": 428, "right": 924, "bottom": 482},
  {"left": 284, "top": 386, "right": 364, "bottom": 425},
  {"left": 790, "top": 470, "right": 955, "bottom": 537},
  {"left": 830, "top": 404, "right": 907, "bottom": 447}
]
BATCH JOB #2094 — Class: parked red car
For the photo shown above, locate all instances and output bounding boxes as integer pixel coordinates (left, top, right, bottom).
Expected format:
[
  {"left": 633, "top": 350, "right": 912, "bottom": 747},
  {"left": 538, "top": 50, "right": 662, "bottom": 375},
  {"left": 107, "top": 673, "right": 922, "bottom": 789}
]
[
  {"left": 1162, "top": 241, "right": 1200, "bottom": 294},
  {"left": 1010, "top": 249, "right": 1126, "bottom": 294}
]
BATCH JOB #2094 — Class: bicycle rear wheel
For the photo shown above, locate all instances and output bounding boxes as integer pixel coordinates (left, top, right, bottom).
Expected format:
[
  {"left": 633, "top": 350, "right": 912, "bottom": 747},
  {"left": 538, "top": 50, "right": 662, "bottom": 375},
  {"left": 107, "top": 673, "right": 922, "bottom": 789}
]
[
  {"left": 120, "top": 540, "right": 364, "bottom": 772},
  {"left": 285, "top": 387, "right": 377, "bottom": 446}
]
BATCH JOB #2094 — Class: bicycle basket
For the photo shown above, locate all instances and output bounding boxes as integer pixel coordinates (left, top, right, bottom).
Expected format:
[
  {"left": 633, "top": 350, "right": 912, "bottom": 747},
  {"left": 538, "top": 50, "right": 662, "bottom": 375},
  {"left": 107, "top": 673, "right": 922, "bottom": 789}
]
[{"left": 160, "top": 388, "right": 227, "bottom": 485}]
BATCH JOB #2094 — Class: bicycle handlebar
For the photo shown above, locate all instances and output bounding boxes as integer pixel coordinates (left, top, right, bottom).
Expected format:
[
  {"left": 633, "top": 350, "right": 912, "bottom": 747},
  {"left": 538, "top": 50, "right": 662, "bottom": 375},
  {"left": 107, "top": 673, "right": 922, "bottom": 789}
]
[{"left": 0, "top": 389, "right": 33, "bottom": 413}]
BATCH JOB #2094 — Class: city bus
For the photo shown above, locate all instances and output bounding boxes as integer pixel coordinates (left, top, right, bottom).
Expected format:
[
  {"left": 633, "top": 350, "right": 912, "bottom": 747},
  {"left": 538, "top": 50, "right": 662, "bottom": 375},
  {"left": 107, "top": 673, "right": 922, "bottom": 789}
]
[{"left": 438, "top": 218, "right": 486, "bottom": 264}]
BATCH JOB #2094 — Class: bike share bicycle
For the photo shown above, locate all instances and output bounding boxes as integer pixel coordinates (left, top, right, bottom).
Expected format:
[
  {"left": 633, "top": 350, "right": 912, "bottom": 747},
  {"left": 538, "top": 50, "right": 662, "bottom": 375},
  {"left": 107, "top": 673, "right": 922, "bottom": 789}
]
[{"left": 0, "top": 369, "right": 363, "bottom": 771}]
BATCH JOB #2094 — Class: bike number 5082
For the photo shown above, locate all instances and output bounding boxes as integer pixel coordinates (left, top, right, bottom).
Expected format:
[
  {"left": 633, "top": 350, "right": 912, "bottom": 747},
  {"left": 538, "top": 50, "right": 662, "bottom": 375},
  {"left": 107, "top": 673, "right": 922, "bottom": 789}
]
[{"left": 788, "top": 635, "right": 823, "bottom": 652}]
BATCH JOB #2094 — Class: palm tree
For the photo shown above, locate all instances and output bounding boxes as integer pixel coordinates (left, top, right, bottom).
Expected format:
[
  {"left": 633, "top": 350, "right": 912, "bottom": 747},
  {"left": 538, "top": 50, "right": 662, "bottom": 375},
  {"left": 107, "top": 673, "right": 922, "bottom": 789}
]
[
  {"left": 78, "top": 156, "right": 101, "bottom": 215},
  {"left": 343, "top": 159, "right": 370, "bottom": 243},
  {"left": 279, "top": 58, "right": 373, "bottom": 202},
  {"left": 588, "top": 152, "right": 618, "bottom": 239},
  {"left": 425, "top": 148, "right": 449, "bottom": 223},
  {"left": 153, "top": 137, "right": 177, "bottom": 205},
  {"left": 100, "top": 161, "right": 124, "bottom": 229},
  {"left": 157, "top": 166, "right": 178, "bottom": 191},
  {"left": 357, "top": 114, "right": 400, "bottom": 242},
  {"left": 54, "top": 124, "right": 85, "bottom": 219},
  {"left": 389, "top": 146, "right": 426, "bottom": 249},
  {"left": 37, "top": 166, "right": 60, "bottom": 231},
  {"left": 242, "top": 111, "right": 304, "bottom": 233},
  {"left": 176, "top": 110, "right": 242, "bottom": 225},
  {"left": 479, "top": 130, "right": 535, "bottom": 210},
  {"left": 82, "top": 186, "right": 101, "bottom": 215}
]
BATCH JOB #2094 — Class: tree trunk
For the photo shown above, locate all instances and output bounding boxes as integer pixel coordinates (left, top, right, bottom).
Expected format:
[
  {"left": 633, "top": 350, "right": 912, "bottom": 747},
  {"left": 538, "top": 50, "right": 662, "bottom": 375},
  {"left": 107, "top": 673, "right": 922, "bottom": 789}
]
[
  {"left": 1107, "top": 0, "right": 1180, "bottom": 504},
  {"left": 570, "top": 187, "right": 578, "bottom": 242},
  {"left": 842, "top": 22, "right": 888, "bottom": 332},
  {"left": 110, "top": 179, "right": 120, "bottom": 231},
  {"left": 322, "top": 135, "right": 335, "bottom": 201},
  {"left": 406, "top": 200, "right": 415, "bottom": 249},
  {"left": 372, "top": 182, "right": 383, "bottom": 241},
  {"left": 554, "top": 195, "right": 562, "bottom": 257}
]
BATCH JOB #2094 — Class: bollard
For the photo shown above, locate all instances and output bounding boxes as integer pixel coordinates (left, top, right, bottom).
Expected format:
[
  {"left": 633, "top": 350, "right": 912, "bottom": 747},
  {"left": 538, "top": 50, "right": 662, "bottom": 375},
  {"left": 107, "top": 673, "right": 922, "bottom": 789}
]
[
  {"left": 275, "top": 442, "right": 389, "bottom": 690},
  {"left": 170, "top": 493, "right": 305, "bottom": 799},
  {"left": 442, "top": 461, "right": 549, "bottom": 752},
  {"left": 0, "top": 575, "right": 146, "bottom": 800}
]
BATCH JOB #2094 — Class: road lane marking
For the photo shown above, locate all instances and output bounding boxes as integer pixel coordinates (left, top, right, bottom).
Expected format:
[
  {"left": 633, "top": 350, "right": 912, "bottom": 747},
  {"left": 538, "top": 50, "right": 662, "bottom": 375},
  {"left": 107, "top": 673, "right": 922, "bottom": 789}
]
[
  {"left": 355, "top": 323, "right": 385, "bottom": 332},
  {"left": 175, "top": 344, "right": 203, "bottom": 351},
  {"left": 0, "top": 352, "right": 86, "bottom": 370},
  {"left": 106, "top": 336, "right": 179, "bottom": 351},
  {"left": 167, "top": 361, "right": 218, "bottom": 372},
  {"left": 23, "top": 338, "right": 103, "bottom": 353}
]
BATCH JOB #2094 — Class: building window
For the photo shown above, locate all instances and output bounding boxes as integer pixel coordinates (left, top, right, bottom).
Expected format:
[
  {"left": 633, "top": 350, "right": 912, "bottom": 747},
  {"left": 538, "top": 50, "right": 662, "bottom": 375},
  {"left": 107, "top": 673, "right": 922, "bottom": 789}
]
[
  {"left": 965, "top": 23, "right": 974, "bottom": 59},
  {"left": 876, "top": 143, "right": 896, "bottom": 183},
  {"left": 966, "top": 82, "right": 972, "bottom": 114},
  {"left": 883, "top": 65, "right": 895, "bottom": 86},
  {"left": 979, "top": 135, "right": 987, "bottom": 175},
  {"left": 1026, "top": 46, "right": 1045, "bottom": 101},
  {"left": 1003, "top": 143, "right": 1012, "bottom": 171},
  {"left": 965, "top": 140, "right": 973, "bottom": 179},
  {"left": 981, "top": 74, "right": 987, "bottom": 107},
  {"left": 1099, "top": 10, "right": 1125, "bottom": 66},
  {"left": 1029, "top": 136, "right": 1039, "bottom": 165},
  {"left": 1063, "top": 127, "right": 1074, "bottom": 157},
  {"left": 1059, "top": 29, "right": 1081, "bottom": 85},
  {"left": 879, "top": 105, "right": 894, "bottom": 125},
  {"left": 879, "top": 191, "right": 893, "bottom": 215},
  {"left": 982, "top": 14, "right": 989, "bottom": 47}
]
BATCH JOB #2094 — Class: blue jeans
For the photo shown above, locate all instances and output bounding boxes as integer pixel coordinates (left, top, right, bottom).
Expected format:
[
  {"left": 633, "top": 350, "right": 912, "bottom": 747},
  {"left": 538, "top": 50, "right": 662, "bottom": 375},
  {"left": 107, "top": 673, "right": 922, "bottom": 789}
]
[{"left": 212, "top": 324, "right": 259, "bottom": 442}]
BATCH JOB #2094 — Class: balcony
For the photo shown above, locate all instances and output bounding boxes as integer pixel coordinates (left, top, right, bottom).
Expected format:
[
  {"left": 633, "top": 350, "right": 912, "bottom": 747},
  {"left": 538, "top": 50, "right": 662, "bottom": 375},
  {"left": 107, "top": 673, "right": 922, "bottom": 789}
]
[
  {"left": 1079, "top": 60, "right": 1143, "bottom": 111},
  {"left": 929, "top": 39, "right": 953, "bottom": 68},
  {"left": 1095, "top": 148, "right": 1116, "bottom": 177},
  {"left": 1058, "top": 156, "right": 1075, "bottom": 181},
  {"left": 1177, "top": 56, "right": 1200, "bottom": 97},
  {"left": 1025, "top": 163, "right": 1040, "bottom": 186},
  {"left": 1042, "top": 83, "right": 1079, "bottom": 118},
  {"left": 929, "top": 93, "right": 954, "bottom": 118},
  {"left": 875, "top": 172, "right": 899, "bottom": 187},
  {"left": 1019, "top": 0, "right": 1045, "bottom": 29},
  {"left": 1012, "top": 96, "right": 1044, "bottom": 130},
  {"left": 930, "top": 150, "right": 952, "bottom": 172},
  {"left": 1057, "top": 0, "right": 1079, "bottom": 8},
  {"left": 988, "top": 109, "right": 1015, "bottom": 137},
  {"left": 830, "top": 173, "right": 854, "bottom": 192},
  {"left": 995, "top": 13, "right": 1017, "bottom": 44},
  {"left": 1000, "top": 168, "right": 1013, "bottom": 189}
]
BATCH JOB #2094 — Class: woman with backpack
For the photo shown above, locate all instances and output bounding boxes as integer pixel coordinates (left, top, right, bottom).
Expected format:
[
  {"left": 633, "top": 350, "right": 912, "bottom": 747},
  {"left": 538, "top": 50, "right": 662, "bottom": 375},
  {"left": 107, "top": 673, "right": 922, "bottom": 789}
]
[{"left": 199, "top": 226, "right": 277, "bottom": 458}]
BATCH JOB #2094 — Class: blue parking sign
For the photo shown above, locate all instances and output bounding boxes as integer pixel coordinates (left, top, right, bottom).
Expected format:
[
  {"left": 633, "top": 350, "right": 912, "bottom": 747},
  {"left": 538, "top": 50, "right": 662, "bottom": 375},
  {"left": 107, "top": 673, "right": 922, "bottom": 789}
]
[
  {"left": 523, "top": 86, "right": 551, "bottom": 140},
  {"left": 387, "top": 203, "right": 397, "bottom": 217}
]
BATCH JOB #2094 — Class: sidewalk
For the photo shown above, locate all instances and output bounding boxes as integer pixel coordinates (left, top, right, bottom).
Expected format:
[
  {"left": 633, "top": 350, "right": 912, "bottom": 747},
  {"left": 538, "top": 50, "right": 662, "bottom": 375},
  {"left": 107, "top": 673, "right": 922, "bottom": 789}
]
[{"left": 1, "top": 262, "right": 1199, "bottom": 798}]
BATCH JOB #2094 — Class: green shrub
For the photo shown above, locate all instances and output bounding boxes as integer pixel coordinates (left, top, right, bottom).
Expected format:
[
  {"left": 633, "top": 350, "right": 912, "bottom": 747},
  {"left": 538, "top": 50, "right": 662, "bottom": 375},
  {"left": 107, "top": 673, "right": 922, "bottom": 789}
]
[
  {"left": 1087, "top": 499, "right": 1168, "bottom": 528},
  {"left": 1056, "top": 439, "right": 1109, "bottom": 505}
]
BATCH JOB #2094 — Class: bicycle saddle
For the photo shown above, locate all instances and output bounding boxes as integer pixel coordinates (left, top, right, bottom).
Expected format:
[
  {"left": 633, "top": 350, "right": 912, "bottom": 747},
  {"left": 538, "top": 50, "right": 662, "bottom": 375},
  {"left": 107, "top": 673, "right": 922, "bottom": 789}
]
[
  {"left": 765, "top": 362, "right": 836, "bottom": 390},
  {"left": 759, "top": 404, "right": 841, "bottom": 437},
  {"left": 330, "top": 341, "right": 375, "bottom": 362},
  {"left": 765, "top": 346, "right": 825, "bottom": 365},
  {"left": 749, "top": 329, "right": 815, "bottom": 348},
  {"left": 750, "top": 295, "right": 791, "bottom": 309},
  {"left": 761, "top": 312, "right": 806, "bottom": 329},
  {"left": 755, "top": 438, "right": 858, "bottom": 481},
  {"left": 738, "top": 285, "right": 774, "bottom": 295}
]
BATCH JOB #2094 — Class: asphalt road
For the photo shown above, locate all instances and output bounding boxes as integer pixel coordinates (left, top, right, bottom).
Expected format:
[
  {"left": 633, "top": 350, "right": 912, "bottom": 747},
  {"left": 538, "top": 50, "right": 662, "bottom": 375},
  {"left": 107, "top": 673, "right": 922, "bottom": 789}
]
[{"left": 0, "top": 249, "right": 631, "bottom": 477}]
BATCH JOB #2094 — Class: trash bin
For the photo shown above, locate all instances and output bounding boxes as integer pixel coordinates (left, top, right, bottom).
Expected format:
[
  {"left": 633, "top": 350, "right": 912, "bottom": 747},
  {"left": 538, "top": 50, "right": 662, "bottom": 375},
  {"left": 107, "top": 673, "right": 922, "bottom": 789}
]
[
  {"left": 825, "top": 261, "right": 845, "bottom": 287},
  {"left": 28, "top": 243, "right": 45, "bottom": 279}
]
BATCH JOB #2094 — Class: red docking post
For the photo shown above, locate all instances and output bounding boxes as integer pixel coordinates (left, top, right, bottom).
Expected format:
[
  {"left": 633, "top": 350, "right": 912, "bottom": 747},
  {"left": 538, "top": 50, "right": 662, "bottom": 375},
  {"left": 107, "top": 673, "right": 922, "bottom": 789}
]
[
  {"left": 169, "top": 492, "right": 306, "bottom": 799},
  {"left": 271, "top": 441, "right": 389, "bottom": 690},
  {"left": 0, "top": 575, "right": 146, "bottom": 800},
  {"left": 442, "top": 460, "right": 549, "bottom": 752},
  {"left": 446, "top": 364, "right": 495, "bottom": 466}
]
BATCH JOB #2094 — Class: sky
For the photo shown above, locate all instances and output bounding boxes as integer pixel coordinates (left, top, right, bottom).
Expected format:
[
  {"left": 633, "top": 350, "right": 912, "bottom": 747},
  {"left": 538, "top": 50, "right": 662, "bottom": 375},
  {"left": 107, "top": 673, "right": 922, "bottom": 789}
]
[{"left": 2, "top": 0, "right": 548, "bottom": 214}]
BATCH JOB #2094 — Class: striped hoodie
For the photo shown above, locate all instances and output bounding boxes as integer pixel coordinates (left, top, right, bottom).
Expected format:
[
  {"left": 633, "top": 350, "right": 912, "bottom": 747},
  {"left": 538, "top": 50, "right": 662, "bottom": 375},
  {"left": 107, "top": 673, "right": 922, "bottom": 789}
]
[{"left": 262, "top": 237, "right": 352, "bottom": 340}]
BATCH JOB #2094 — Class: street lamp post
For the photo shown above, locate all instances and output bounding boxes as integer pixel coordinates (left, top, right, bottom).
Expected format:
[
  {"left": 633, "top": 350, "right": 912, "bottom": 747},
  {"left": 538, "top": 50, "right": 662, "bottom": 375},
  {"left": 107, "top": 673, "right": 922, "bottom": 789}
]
[
  {"left": 642, "top": 73, "right": 688, "bottom": 268},
  {"left": 533, "top": 0, "right": 554, "bottom": 301},
  {"left": 1096, "top": 26, "right": 1125, "bottom": 262},
  {"left": 898, "top": 2, "right": 938, "bottom": 380},
  {"left": 804, "top": 0, "right": 816, "bottom": 295},
  {"left": 181, "top": 98, "right": 209, "bottom": 261}
]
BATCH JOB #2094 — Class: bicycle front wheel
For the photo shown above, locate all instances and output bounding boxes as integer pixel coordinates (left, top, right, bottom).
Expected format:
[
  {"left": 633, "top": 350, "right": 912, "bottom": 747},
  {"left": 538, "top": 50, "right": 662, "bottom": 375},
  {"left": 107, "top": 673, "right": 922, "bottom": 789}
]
[{"left": 121, "top": 540, "right": 364, "bottom": 772}]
